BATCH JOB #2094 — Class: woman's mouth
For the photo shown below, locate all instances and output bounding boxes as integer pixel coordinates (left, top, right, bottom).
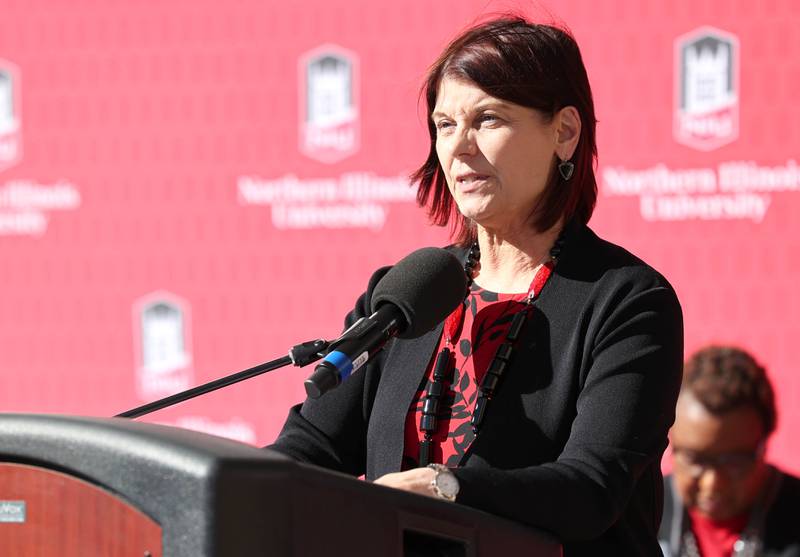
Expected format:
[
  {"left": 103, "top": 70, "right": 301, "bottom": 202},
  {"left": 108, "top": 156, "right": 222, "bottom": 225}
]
[{"left": 456, "top": 173, "right": 491, "bottom": 191}]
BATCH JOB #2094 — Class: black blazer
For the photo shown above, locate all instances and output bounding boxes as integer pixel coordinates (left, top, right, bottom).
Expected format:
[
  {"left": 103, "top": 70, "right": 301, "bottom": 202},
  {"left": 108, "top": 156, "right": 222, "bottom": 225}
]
[{"left": 271, "top": 225, "right": 684, "bottom": 556}]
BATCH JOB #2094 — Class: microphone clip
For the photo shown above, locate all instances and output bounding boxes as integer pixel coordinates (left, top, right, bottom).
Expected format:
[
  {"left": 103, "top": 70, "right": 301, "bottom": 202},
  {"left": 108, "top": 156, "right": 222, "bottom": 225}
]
[{"left": 289, "top": 339, "right": 330, "bottom": 367}]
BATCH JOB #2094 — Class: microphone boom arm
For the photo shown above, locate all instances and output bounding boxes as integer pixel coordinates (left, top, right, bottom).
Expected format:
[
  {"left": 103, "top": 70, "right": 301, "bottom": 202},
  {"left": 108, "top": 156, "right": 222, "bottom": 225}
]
[{"left": 116, "top": 338, "right": 329, "bottom": 419}]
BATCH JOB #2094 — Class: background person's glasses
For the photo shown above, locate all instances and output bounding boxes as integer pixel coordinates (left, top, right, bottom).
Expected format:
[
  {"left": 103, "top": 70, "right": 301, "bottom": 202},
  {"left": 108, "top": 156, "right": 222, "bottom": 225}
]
[{"left": 672, "top": 442, "right": 765, "bottom": 480}]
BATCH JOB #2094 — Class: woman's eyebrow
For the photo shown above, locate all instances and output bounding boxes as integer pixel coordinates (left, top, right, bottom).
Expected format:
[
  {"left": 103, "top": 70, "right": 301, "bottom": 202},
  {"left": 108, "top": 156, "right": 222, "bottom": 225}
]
[{"left": 431, "top": 101, "right": 512, "bottom": 120}]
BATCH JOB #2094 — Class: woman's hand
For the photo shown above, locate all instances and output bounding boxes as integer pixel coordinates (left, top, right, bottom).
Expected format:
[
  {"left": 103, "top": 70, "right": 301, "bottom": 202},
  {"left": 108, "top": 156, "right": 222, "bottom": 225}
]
[{"left": 373, "top": 467, "right": 438, "bottom": 498}]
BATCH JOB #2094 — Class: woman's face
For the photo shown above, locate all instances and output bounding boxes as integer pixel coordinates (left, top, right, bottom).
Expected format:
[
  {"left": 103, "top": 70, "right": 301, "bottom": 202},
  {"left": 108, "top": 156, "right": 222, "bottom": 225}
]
[{"left": 433, "top": 77, "right": 559, "bottom": 233}]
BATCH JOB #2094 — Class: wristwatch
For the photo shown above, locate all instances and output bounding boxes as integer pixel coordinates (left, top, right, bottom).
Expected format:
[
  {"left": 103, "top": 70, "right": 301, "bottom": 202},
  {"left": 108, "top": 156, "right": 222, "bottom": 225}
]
[{"left": 427, "top": 464, "right": 460, "bottom": 502}]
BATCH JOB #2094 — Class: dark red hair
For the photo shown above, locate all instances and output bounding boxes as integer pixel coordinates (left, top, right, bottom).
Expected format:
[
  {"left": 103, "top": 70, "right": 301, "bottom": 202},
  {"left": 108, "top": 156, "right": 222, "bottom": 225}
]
[{"left": 411, "top": 16, "right": 598, "bottom": 244}]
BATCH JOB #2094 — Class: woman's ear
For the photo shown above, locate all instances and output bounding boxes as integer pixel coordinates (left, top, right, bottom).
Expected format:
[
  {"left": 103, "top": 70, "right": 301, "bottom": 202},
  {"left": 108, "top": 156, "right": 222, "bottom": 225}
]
[{"left": 554, "top": 106, "right": 581, "bottom": 160}]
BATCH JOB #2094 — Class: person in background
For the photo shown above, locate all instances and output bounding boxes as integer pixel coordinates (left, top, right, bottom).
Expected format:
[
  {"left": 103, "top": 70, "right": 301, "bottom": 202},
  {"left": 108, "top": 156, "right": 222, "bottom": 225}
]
[{"left": 661, "top": 345, "right": 800, "bottom": 557}]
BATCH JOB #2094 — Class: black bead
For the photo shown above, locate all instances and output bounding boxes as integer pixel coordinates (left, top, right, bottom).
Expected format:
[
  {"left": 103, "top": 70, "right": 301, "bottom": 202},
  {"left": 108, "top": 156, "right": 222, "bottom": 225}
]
[
  {"left": 486, "top": 358, "right": 507, "bottom": 377},
  {"left": 433, "top": 349, "right": 451, "bottom": 381},
  {"left": 471, "top": 395, "right": 489, "bottom": 432},
  {"left": 419, "top": 440, "right": 432, "bottom": 467},
  {"left": 495, "top": 343, "right": 514, "bottom": 361},
  {"left": 481, "top": 373, "right": 500, "bottom": 394},
  {"left": 507, "top": 311, "right": 528, "bottom": 341},
  {"left": 422, "top": 397, "right": 440, "bottom": 415},
  {"left": 420, "top": 414, "right": 437, "bottom": 432},
  {"left": 427, "top": 381, "right": 444, "bottom": 397}
]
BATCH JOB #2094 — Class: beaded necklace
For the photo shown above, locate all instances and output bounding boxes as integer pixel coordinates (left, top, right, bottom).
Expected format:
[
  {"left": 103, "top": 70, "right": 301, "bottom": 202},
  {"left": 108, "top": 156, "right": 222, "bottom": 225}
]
[{"left": 418, "top": 232, "right": 565, "bottom": 467}]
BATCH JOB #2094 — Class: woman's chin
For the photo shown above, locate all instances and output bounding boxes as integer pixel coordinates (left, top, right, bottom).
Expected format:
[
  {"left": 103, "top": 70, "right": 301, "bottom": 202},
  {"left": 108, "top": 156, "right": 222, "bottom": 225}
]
[
  {"left": 456, "top": 203, "right": 496, "bottom": 227},
  {"left": 458, "top": 209, "right": 527, "bottom": 236}
]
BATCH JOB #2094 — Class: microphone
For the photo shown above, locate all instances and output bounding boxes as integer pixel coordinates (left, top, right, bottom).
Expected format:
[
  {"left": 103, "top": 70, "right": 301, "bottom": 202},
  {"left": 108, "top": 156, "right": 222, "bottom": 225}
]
[{"left": 304, "top": 247, "right": 467, "bottom": 399}]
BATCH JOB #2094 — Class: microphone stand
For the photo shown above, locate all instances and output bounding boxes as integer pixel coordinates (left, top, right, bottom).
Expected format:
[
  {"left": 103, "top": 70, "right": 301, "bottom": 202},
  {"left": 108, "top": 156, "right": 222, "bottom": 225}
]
[{"left": 116, "top": 339, "right": 329, "bottom": 419}]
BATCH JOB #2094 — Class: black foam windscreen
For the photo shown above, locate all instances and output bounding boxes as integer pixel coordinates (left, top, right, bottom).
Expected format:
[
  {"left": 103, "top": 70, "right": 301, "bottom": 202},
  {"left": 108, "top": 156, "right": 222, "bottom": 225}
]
[{"left": 371, "top": 247, "right": 467, "bottom": 339}]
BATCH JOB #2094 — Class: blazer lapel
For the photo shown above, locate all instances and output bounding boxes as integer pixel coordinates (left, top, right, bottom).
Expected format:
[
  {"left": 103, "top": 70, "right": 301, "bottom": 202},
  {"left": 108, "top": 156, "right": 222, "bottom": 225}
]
[
  {"left": 366, "top": 245, "right": 468, "bottom": 478},
  {"left": 367, "top": 323, "right": 443, "bottom": 478}
]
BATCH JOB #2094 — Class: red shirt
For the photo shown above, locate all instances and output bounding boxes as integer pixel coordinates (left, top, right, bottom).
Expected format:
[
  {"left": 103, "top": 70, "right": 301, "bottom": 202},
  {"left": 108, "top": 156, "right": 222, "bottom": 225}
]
[
  {"left": 688, "top": 508, "right": 749, "bottom": 557},
  {"left": 401, "top": 285, "right": 529, "bottom": 469}
]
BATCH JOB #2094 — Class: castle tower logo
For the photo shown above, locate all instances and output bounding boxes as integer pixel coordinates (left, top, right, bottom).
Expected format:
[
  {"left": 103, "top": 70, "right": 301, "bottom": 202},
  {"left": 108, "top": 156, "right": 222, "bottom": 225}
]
[
  {"left": 674, "top": 27, "right": 740, "bottom": 151},
  {"left": 299, "top": 44, "right": 360, "bottom": 163},
  {"left": 0, "top": 59, "right": 22, "bottom": 172},
  {"left": 133, "top": 291, "right": 194, "bottom": 401}
]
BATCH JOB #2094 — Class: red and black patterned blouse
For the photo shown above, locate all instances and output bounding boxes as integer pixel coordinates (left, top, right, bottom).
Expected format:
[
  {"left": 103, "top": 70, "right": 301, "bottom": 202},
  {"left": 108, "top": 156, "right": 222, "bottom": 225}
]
[{"left": 401, "top": 283, "right": 531, "bottom": 469}]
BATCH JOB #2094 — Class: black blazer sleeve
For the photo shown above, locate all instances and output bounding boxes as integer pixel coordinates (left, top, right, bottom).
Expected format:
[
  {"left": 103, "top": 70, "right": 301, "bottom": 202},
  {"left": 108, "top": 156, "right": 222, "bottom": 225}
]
[
  {"left": 268, "top": 264, "right": 392, "bottom": 476},
  {"left": 453, "top": 263, "right": 684, "bottom": 542}
]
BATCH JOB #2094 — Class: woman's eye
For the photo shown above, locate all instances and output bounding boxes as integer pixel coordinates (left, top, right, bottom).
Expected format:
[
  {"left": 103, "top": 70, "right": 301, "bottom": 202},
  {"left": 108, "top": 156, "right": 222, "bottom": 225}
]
[
  {"left": 435, "top": 120, "right": 454, "bottom": 132},
  {"left": 478, "top": 113, "right": 499, "bottom": 124}
]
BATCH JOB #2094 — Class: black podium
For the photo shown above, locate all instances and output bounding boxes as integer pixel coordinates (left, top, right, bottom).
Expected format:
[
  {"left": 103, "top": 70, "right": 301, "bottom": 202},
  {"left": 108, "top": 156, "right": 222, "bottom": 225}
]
[{"left": 0, "top": 414, "right": 561, "bottom": 556}]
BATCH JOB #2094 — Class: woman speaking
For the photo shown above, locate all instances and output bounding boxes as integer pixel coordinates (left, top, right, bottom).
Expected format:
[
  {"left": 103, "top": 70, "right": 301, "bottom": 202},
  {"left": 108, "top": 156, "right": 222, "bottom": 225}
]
[{"left": 271, "top": 16, "right": 683, "bottom": 555}]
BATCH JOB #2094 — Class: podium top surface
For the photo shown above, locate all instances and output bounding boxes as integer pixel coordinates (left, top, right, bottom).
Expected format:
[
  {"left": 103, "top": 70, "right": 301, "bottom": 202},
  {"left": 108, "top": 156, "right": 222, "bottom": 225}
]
[{"left": 0, "top": 413, "right": 288, "bottom": 472}]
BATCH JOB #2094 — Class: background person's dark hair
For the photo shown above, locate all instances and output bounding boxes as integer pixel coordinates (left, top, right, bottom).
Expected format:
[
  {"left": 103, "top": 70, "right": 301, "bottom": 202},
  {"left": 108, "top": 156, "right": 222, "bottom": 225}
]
[
  {"left": 683, "top": 345, "right": 777, "bottom": 437},
  {"left": 411, "top": 16, "right": 598, "bottom": 245}
]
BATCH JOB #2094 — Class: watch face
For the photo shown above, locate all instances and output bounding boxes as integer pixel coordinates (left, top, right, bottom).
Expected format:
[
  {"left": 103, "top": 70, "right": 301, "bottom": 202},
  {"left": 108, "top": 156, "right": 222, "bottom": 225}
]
[{"left": 437, "top": 471, "right": 459, "bottom": 497}]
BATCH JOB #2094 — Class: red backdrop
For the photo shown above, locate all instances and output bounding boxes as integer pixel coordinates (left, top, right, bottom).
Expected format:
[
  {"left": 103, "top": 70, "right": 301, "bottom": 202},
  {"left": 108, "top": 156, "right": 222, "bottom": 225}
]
[{"left": 0, "top": 0, "right": 798, "bottom": 474}]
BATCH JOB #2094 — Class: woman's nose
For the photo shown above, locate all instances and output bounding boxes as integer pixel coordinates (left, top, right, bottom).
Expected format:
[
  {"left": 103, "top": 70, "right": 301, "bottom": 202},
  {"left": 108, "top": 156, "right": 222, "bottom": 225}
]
[{"left": 452, "top": 127, "right": 478, "bottom": 158}]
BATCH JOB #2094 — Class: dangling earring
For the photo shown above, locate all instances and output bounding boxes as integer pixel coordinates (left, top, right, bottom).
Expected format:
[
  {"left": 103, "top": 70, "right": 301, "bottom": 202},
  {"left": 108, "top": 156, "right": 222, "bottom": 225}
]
[{"left": 558, "top": 157, "right": 575, "bottom": 181}]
